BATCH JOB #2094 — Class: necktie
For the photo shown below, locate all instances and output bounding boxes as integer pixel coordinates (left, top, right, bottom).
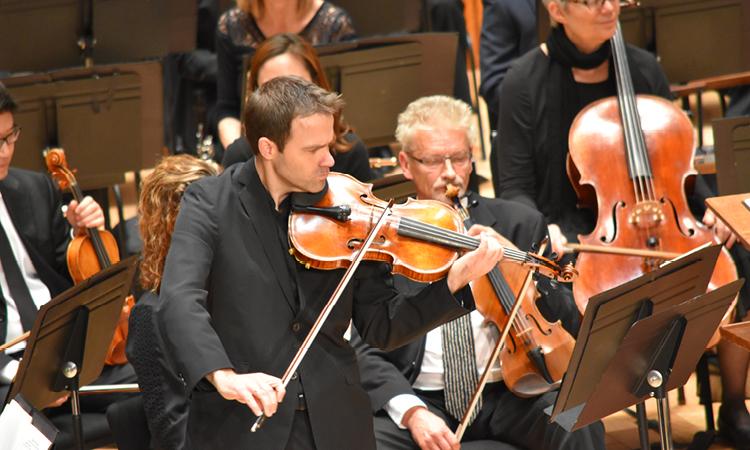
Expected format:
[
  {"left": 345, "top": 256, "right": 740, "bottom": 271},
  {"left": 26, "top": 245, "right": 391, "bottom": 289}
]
[
  {"left": 0, "top": 222, "right": 37, "bottom": 331},
  {"left": 442, "top": 313, "right": 482, "bottom": 424}
]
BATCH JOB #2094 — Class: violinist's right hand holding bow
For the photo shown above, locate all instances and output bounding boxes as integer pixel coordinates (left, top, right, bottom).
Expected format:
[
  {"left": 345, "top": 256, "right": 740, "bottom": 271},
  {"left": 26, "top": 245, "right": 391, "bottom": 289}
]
[
  {"left": 446, "top": 224, "right": 504, "bottom": 293},
  {"left": 208, "top": 368, "right": 286, "bottom": 418}
]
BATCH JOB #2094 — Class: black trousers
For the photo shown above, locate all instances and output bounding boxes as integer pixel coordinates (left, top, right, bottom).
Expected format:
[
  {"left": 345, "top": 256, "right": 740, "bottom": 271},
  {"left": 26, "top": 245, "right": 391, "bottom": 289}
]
[
  {"left": 284, "top": 409, "right": 317, "bottom": 450},
  {"left": 373, "top": 383, "right": 605, "bottom": 450}
]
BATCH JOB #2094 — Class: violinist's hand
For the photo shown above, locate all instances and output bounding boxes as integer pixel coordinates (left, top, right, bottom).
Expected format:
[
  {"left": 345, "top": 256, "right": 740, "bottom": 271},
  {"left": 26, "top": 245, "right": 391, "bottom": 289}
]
[
  {"left": 548, "top": 224, "right": 568, "bottom": 260},
  {"left": 703, "top": 209, "right": 738, "bottom": 249},
  {"left": 402, "top": 406, "right": 459, "bottom": 450},
  {"left": 65, "top": 196, "right": 105, "bottom": 236},
  {"left": 208, "top": 368, "right": 286, "bottom": 417},
  {"left": 446, "top": 224, "right": 504, "bottom": 293}
]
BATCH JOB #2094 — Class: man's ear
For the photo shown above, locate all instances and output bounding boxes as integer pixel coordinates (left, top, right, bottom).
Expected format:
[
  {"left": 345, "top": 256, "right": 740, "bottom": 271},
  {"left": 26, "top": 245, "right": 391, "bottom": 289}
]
[
  {"left": 398, "top": 150, "right": 414, "bottom": 181},
  {"left": 257, "top": 137, "right": 278, "bottom": 160}
]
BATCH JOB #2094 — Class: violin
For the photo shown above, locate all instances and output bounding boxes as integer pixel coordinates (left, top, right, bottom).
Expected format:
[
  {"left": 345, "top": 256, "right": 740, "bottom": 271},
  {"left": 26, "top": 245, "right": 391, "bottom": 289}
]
[
  {"left": 566, "top": 23, "right": 737, "bottom": 347},
  {"left": 446, "top": 185, "right": 575, "bottom": 398},
  {"left": 44, "top": 148, "right": 133, "bottom": 365},
  {"left": 288, "top": 173, "right": 577, "bottom": 284}
]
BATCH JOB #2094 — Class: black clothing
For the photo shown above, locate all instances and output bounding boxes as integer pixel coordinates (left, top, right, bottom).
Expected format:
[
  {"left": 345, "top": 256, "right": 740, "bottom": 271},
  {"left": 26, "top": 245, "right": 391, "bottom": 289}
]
[
  {"left": 221, "top": 132, "right": 375, "bottom": 181},
  {"left": 371, "top": 385, "right": 603, "bottom": 450},
  {"left": 215, "top": 3, "right": 356, "bottom": 124},
  {"left": 127, "top": 291, "right": 189, "bottom": 450},
  {"left": 493, "top": 44, "right": 672, "bottom": 239},
  {"left": 424, "top": 0, "right": 472, "bottom": 105},
  {"left": 157, "top": 159, "right": 475, "bottom": 449},
  {"left": 0, "top": 169, "right": 71, "bottom": 362},
  {"left": 353, "top": 193, "right": 597, "bottom": 450},
  {"left": 479, "top": 0, "right": 537, "bottom": 128}
]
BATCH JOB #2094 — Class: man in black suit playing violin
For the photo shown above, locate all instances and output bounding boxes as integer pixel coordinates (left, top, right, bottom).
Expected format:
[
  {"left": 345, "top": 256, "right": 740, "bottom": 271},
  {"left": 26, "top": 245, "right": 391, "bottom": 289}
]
[
  {"left": 0, "top": 83, "right": 109, "bottom": 406},
  {"left": 352, "top": 95, "right": 605, "bottom": 450},
  {"left": 156, "top": 77, "right": 508, "bottom": 450}
]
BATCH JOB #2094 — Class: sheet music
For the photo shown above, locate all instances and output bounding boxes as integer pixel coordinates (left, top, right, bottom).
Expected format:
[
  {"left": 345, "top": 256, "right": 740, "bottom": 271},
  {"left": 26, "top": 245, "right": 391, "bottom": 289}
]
[{"left": 0, "top": 397, "right": 56, "bottom": 449}]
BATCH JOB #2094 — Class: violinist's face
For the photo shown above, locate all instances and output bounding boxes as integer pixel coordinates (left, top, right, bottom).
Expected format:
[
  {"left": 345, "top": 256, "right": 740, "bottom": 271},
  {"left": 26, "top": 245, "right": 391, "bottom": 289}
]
[
  {"left": 399, "top": 127, "right": 472, "bottom": 205},
  {"left": 257, "top": 53, "right": 313, "bottom": 87},
  {"left": 0, "top": 112, "right": 16, "bottom": 180},
  {"left": 271, "top": 112, "right": 335, "bottom": 195},
  {"left": 549, "top": 0, "right": 619, "bottom": 52}
]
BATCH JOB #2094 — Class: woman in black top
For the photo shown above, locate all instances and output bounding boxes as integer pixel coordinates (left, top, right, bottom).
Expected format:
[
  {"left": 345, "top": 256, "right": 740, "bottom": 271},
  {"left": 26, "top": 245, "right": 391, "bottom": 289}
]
[
  {"left": 494, "top": 0, "right": 750, "bottom": 446},
  {"left": 216, "top": 0, "right": 356, "bottom": 149},
  {"left": 221, "top": 33, "right": 374, "bottom": 182},
  {"left": 127, "top": 155, "right": 220, "bottom": 450}
]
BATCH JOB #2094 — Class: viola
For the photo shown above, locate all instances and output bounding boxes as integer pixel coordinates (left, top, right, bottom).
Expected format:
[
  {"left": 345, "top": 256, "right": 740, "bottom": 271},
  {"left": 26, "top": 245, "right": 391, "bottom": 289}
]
[
  {"left": 288, "top": 173, "right": 577, "bottom": 284},
  {"left": 44, "top": 148, "right": 133, "bottom": 365},
  {"left": 447, "top": 187, "right": 575, "bottom": 398},
  {"left": 566, "top": 23, "right": 737, "bottom": 347}
]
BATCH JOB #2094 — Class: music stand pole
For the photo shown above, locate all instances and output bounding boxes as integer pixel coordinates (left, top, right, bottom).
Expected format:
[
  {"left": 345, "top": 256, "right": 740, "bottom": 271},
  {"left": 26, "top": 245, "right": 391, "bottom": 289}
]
[{"left": 51, "top": 306, "right": 91, "bottom": 450}]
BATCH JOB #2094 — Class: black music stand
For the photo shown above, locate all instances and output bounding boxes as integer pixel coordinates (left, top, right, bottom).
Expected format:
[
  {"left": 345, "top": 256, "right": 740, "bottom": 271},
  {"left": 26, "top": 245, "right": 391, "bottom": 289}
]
[
  {"left": 550, "top": 245, "right": 743, "bottom": 450},
  {"left": 5, "top": 257, "right": 137, "bottom": 450}
]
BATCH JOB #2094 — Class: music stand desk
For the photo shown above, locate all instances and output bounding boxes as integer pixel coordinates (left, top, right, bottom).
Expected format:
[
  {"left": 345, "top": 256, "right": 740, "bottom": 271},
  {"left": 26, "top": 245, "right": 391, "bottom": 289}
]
[
  {"left": 720, "top": 322, "right": 750, "bottom": 352},
  {"left": 550, "top": 245, "right": 742, "bottom": 449},
  {"left": 706, "top": 194, "right": 750, "bottom": 250},
  {"left": 7, "top": 257, "right": 137, "bottom": 411}
]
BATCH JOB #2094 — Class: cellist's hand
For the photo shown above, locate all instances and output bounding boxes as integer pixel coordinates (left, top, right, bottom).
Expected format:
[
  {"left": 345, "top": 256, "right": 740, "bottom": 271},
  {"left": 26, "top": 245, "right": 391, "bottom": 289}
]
[
  {"left": 446, "top": 224, "right": 504, "bottom": 293},
  {"left": 547, "top": 223, "right": 568, "bottom": 260},
  {"left": 65, "top": 196, "right": 104, "bottom": 236},
  {"left": 703, "top": 209, "right": 738, "bottom": 249},
  {"left": 402, "top": 406, "right": 460, "bottom": 450}
]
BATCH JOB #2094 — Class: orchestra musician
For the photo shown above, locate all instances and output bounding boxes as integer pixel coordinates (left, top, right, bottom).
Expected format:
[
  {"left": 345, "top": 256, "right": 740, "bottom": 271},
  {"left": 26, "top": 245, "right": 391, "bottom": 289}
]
[
  {"left": 126, "top": 154, "right": 220, "bottom": 450},
  {"left": 156, "top": 76, "right": 507, "bottom": 449},
  {"left": 352, "top": 95, "right": 604, "bottom": 450},
  {"left": 0, "top": 83, "right": 135, "bottom": 412},
  {"left": 215, "top": 0, "right": 356, "bottom": 150},
  {"left": 493, "top": 0, "right": 750, "bottom": 447},
  {"left": 220, "top": 32, "right": 374, "bottom": 182}
]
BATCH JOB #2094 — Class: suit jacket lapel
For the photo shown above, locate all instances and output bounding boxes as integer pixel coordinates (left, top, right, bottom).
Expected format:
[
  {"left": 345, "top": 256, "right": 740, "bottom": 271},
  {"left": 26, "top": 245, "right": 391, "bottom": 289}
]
[
  {"left": 235, "top": 162, "right": 298, "bottom": 312},
  {"left": 0, "top": 174, "right": 36, "bottom": 245},
  {"left": 467, "top": 192, "right": 497, "bottom": 230}
]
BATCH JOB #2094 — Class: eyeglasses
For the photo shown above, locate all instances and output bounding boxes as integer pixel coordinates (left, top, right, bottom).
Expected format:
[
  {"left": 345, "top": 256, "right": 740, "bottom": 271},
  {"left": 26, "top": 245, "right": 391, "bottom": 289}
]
[
  {"left": 565, "top": 0, "right": 613, "bottom": 8},
  {"left": 0, "top": 126, "right": 21, "bottom": 149},
  {"left": 407, "top": 151, "right": 472, "bottom": 169}
]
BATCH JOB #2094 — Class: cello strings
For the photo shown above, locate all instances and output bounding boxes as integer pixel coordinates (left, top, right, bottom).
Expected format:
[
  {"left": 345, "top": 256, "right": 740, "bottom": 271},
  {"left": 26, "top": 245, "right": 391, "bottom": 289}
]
[{"left": 612, "top": 26, "right": 644, "bottom": 204}]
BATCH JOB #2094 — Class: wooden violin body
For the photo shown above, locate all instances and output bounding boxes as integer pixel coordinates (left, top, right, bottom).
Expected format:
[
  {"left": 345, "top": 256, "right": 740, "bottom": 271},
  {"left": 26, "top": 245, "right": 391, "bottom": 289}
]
[
  {"left": 471, "top": 231, "right": 575, "bottom": 397},
  {"left": 289, "top": 173, "right": 577, "bottom": 284},
  {"left": 45, "top": 148, "right": 133, "bottom": 365}
]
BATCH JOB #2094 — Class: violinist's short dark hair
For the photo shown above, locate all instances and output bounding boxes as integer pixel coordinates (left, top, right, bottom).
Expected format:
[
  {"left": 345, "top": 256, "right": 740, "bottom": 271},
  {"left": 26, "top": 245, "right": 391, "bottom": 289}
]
[
  {"left": 243, "top": 76, "right": 343, "bottom": 156},
  {"left": 0, "top": 82, "right": 17, "bottom": 114}
]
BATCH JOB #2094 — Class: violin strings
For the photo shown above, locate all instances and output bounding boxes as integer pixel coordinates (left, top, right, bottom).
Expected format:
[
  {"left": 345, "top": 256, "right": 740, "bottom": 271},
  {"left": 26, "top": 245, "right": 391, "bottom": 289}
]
[{"left": 398, "top": 217, "right": 531, "bottom": 262}]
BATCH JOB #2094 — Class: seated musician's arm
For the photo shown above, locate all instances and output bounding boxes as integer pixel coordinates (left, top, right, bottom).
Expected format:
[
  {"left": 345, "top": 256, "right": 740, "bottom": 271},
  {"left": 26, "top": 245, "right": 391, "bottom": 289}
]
[{"left": 350, "top": 327, "right": 425, "bottom": 428}]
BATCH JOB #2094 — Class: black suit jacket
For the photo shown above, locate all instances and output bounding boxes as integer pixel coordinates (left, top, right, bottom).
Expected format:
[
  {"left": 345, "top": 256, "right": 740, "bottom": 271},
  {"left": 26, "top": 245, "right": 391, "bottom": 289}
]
[
  {"left": 479, "top": 0, "right": 537, "bottom": 127},
  {"left": 353, "top": 193, "right": 576, "bottom": 413},
  {"left": 157, "top": 160, "right": 474, "bottom": 450},
  {"left": 0, "top": 168, "right": 72, "bottom": 366}
]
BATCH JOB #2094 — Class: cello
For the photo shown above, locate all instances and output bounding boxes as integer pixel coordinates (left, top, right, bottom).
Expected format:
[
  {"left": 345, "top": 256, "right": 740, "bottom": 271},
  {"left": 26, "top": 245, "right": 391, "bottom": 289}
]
[
  {"left": 44, "top": 148, "right": 133, "bottom": 365},
  {"left": 567, "top": 23, "right": 737, "bottom": 347}
]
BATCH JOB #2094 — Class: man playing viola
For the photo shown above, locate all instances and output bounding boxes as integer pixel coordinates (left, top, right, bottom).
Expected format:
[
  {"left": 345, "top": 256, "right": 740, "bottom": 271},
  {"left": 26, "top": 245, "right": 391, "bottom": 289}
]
[
  {"left": 157, "top": 77, "right": 507, "bottom": 449},
  {"left": 352, "top": 95, "right": 604, "bottom": 450},
  {"left": 0, "top": 83, "right": 120, "bottom": 408}
]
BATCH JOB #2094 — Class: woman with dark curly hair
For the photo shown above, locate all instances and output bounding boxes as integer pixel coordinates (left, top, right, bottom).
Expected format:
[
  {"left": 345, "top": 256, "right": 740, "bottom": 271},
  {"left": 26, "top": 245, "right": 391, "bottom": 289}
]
[{"left": 126, "top": 155, "right": 219, "bottom": 450}]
